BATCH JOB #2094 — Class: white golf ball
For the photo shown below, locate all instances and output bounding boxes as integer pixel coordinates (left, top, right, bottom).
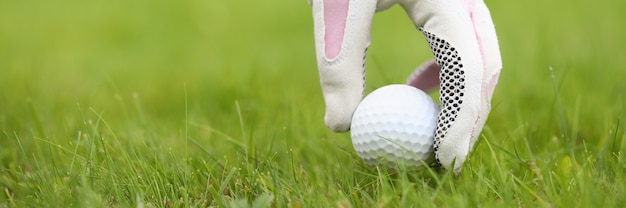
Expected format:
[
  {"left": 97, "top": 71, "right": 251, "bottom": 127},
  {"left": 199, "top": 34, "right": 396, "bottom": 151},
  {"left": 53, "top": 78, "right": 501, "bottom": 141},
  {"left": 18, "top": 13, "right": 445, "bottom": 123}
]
[{"left": 350, "top": 84, "right": 438, "bottom": 168}]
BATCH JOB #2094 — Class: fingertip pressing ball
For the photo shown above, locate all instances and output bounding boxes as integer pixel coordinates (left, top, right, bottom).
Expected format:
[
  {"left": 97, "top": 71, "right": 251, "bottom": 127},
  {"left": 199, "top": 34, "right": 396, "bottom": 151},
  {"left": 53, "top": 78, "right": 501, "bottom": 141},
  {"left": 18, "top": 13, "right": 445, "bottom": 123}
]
[{"left": 350, "top": 84, "right": 439, "bottom": 169}]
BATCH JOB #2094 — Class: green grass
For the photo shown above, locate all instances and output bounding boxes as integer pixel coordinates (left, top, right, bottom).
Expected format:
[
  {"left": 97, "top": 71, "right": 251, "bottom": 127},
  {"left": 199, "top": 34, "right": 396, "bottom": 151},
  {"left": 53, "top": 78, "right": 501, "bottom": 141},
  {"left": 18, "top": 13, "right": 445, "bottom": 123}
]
[{"left": 1, "top": 0, "right": 625, "bottom": 207}]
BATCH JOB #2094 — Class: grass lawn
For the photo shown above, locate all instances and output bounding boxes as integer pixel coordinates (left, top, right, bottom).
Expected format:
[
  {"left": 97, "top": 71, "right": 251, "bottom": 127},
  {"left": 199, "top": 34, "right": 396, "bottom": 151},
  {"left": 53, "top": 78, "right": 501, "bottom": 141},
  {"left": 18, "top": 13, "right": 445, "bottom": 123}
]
[{"left": 1, "top": 0, "right": 625, "bottom": 207}]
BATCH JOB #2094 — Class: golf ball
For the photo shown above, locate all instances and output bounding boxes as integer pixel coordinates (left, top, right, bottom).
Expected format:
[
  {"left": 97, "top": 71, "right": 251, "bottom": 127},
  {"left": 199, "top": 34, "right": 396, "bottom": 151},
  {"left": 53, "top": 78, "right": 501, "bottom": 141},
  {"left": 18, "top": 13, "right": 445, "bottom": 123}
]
[{"left": 350, "top": 84, "right": 438, "bottom": 168}]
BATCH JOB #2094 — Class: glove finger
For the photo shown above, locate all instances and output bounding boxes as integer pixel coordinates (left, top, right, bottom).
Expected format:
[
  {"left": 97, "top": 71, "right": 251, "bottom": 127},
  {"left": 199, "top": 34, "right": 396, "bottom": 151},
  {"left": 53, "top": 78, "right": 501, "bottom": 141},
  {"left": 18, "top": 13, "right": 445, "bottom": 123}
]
[
  {"left": 406, "top": 59, "right": 440, "bottom": 92},
  {"left": 312, "top": 0, "right": 378, "bottom": 132},
  {"left": 402, "top": 0, "right": 484, "bottom": 172},
  {"left": 468, "top": 0, "right": 503, "bottom": 149}
]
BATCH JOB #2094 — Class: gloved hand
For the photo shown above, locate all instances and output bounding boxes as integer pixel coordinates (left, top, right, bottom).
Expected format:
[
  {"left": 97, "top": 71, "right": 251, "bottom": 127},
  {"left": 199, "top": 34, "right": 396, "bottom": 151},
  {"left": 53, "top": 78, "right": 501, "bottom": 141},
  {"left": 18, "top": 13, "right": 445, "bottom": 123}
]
[{"left": 309, "top": 0, "right": 502, "bottom": 173}]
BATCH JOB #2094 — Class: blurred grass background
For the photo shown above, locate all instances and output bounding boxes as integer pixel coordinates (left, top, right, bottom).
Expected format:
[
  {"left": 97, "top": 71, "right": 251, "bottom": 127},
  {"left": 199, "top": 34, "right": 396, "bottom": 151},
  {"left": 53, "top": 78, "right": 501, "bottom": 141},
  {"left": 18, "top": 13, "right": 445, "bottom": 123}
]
[{"left": 1, "top": 0, "right": 625, "bottom": 207}]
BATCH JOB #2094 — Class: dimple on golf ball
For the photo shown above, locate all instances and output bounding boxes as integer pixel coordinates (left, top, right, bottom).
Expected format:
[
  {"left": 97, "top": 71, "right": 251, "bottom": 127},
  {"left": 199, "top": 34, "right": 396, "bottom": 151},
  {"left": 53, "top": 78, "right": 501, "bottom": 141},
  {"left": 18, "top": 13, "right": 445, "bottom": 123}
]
[{"left": 350, "top": 84, "right": 438, "bottom": 168}]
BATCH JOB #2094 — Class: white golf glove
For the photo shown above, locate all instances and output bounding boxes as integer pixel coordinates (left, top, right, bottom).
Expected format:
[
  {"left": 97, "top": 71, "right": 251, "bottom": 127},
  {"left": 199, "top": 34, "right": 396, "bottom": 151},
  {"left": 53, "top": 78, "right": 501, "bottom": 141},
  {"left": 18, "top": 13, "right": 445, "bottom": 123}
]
[{"left": 310, "top": 0, "right": 502, "bottom": 172}]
